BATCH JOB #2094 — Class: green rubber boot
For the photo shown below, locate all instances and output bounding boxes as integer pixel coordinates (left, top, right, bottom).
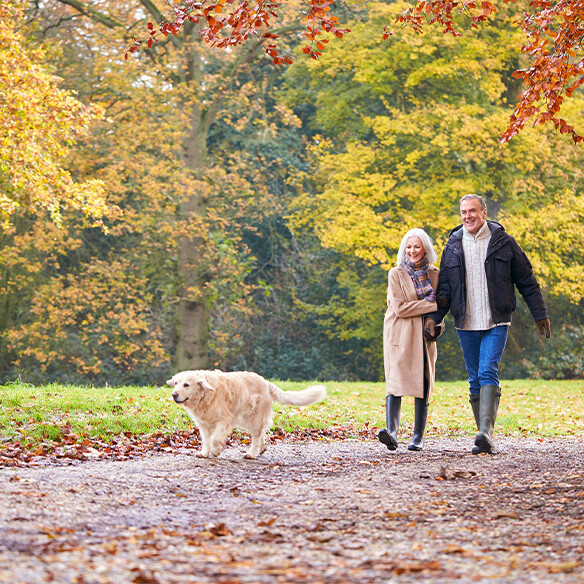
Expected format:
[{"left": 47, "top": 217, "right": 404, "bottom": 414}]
[
  {"left": 474, "top": 385, "right": 501, "bottom": 454},
  {"left": 408, "top": 398, "right": 428, "bottom": 451},
  {"left": 378, "top": 395, "right": 401, "bottom": 451},
  {"left": 469, "top": 393, "right": 481, "bottom": 454}
]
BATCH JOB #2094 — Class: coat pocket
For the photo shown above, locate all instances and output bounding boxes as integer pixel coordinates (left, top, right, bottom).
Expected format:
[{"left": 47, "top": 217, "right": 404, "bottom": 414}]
[{"left": 491, "top": 248, "right": 513, "bottom": 284}]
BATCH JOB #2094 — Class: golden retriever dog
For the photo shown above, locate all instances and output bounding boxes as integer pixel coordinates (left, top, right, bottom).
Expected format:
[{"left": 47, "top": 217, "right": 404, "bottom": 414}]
[{"left": 167, "top": 370, "right": 326, "bottom": 459}]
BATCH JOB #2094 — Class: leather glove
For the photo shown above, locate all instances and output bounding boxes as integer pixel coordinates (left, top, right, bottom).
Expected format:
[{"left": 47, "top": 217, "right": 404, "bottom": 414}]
[
  {"left": 424, "top": 319, "right": 437, "bottom": 342},
  {"left": 436, "top": 295, "right": 449, "bottom": 309},
  {"left": 536, "top": 318, "right": 551, "bottom": 339}
]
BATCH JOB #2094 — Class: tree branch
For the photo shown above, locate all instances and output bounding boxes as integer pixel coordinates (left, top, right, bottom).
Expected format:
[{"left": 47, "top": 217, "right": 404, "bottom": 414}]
[
  {"left": 56, "top": 0, "right": 124, "bottom": 28},
  {"left": 138, "top": 0, "right": 165, "bottom": 25},
  {"left": 138, "top": 0, "right": 183, "bottom": 50}
]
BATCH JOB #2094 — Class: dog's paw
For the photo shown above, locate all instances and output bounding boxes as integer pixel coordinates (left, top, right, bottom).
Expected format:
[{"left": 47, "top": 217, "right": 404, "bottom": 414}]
[
  {"left": 243, "top": 452, "right": 257, "bottom": 460},
  {"left": 196, "top": 451, "right": 210, "bottom": 458}
]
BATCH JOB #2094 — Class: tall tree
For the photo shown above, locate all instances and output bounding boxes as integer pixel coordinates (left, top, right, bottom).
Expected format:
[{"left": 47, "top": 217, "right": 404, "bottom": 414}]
[{"left": 39, "top": 0, "right": 302, "bottom": 371}]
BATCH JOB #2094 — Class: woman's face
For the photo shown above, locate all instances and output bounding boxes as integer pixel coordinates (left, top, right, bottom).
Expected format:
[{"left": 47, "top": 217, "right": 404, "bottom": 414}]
[{"left": 405, "top": 236, "right": 426, "bottom": 263}]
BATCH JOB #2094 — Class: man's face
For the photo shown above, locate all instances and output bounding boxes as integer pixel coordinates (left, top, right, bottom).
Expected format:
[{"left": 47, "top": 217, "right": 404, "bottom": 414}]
[{"left": 460, "top": 198, "right": 487, "bottom": 235}]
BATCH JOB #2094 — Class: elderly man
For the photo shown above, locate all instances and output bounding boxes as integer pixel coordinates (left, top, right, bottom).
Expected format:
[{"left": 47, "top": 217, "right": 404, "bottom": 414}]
[{"left": 427, "top": 194, "right": 551, "bottom": 454}]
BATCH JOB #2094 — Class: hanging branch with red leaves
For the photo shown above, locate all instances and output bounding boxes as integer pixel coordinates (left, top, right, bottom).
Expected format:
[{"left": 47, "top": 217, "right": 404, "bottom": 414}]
[
  {"left": 126, "top": 0, "right": 350, "bottom": 65},
  {"left": 384, "top": 0, "right": 584, "bottom": 144},
  {"left": 500, "top": 0, "right": 584, "bottom": 144}
]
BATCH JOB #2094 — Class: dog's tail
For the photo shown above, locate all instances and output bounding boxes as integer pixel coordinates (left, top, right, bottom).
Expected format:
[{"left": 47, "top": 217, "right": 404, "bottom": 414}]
[{"left": 269, "top": 383, "right": 327, "bottom": 407}]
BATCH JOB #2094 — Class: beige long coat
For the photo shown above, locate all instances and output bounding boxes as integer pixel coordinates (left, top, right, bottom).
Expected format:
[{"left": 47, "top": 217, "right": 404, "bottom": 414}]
[{"left": 383, "top": 265, "right": 440, "bottom": 399}]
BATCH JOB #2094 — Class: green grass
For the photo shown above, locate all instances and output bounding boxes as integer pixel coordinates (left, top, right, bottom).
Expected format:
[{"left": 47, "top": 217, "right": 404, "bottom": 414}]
[
  {"left": 1, "top": 379, "right": 583, "bottom": 450},
  {"left": 274, "top": 379, "right": 584, "bottom": 437}
]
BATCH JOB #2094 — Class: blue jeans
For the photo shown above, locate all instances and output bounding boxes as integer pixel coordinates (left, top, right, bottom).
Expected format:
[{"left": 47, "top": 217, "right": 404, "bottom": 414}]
[{"left": 456, "top": 326, "right": 509, "bottom": 395}]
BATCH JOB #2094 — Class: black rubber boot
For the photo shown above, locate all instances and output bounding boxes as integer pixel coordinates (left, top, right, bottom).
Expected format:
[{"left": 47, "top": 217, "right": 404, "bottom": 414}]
[
  {"left": 408, "top": 398, "right": 428, "bottom": 451},
  {"left": 378, "top": 395, "right": 401, "bottom": 451},
  {"left": 469, "top": 393, "right": 481, "bottom": 454},
  {"left": 474, "top": 385, "right": 501, "bottom": 454}
]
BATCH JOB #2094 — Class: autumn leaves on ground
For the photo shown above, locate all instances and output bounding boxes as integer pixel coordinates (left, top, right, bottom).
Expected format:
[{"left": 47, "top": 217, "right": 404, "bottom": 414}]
[
  {"left": 1, "top": 439, "right": 583, "bottom": 584},
  {"left": 1, "top": 382, "right": 583, "bottom": 583}
]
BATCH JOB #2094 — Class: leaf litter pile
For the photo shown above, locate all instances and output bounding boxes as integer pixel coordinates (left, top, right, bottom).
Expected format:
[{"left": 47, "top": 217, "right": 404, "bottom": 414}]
[
  {"left": 1, "top": 436, "right": 583, "bottom": 583},
  {"left": 0, "top": 424, "right": 375, "bottom": 466}
]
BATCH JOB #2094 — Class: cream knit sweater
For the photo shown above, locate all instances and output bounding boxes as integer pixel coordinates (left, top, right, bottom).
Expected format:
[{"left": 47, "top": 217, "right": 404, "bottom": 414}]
[{"left": 462, "top": 222, "right": 493, "bottom": 330}]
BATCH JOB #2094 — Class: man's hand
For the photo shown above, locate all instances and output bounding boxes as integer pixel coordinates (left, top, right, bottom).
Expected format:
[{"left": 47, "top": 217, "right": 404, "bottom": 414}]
[
  {"left": 536, "top": 318, "right": 551, "bottom": 339},
  {"left": 436, "top": 295, "right": 449, "bottom": 309},
  {"left": 424, "top": 319, "right": 437, "bottom": 342}
]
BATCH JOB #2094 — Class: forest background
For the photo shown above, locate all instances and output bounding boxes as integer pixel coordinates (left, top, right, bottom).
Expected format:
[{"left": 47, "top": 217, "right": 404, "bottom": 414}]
[{"left": 2, "top": 0, "right": 584, "bottom": 388}]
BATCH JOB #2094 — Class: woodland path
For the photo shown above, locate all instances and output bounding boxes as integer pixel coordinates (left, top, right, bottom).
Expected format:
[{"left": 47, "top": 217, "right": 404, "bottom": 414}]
[{"left": 1, "top": 437, "right": 583, "bottom": 584}]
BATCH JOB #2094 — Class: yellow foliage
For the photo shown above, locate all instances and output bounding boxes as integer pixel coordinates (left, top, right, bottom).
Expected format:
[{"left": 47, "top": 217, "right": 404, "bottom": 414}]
[{"left": 0, "top": 1, "right": 113, "bottom": 228}]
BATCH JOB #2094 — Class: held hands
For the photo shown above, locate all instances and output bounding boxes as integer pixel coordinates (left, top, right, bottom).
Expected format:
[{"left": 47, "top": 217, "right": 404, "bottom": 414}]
[
  {"left": 424, "top": 319, "right": 437, "bottom": 343},
  {"left": 536, "top": 318, "right": 551, "bottom": 339}
]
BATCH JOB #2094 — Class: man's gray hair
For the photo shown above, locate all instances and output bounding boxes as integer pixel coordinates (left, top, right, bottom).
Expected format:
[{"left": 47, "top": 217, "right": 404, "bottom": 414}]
[
  {"left": 460, "top": 193, "right": 487, "bottom": 211},
  {"left": 396, "top": 228, "right": 437, "bottom": 266}
]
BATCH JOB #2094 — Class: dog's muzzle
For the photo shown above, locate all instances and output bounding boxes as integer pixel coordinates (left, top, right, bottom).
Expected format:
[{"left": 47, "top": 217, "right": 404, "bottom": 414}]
[{"left": 172, "top": 393, "right": 188, "bottom": 404}]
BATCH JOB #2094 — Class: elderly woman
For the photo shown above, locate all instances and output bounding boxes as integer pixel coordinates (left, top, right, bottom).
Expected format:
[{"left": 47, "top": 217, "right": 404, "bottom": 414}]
[{"left": 378, "top": 228, "right": 442, "bottom": 451}]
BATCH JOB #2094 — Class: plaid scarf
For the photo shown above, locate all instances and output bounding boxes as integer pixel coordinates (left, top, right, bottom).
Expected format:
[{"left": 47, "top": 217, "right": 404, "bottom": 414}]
[{"left": 400, "top": 256, "right": 435, "bottom": 301}]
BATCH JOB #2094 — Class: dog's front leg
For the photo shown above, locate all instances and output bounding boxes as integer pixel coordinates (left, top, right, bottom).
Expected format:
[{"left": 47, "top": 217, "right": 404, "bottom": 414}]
[{"left": 196, "top": 424, "right": 213, "bottom": 458}]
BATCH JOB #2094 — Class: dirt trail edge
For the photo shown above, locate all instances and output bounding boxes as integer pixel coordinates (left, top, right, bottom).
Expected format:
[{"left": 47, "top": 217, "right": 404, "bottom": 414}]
[{"left": 1, "top": 437, "right": 583, "bottom": 584}]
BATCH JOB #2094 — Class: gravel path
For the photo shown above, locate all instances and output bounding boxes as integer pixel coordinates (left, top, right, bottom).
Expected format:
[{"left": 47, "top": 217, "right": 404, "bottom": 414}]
[{"left": 1, "top": 437, "right": 583, "bottom": 583}]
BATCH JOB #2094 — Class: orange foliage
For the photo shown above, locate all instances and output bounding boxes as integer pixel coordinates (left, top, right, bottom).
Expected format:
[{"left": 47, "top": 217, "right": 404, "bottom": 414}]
[
  {"left": 6, "top": 259, "right": 168, "bottom": 379},
  {"left": 0, "top": 1, "right": 113, "bottom": 227}
]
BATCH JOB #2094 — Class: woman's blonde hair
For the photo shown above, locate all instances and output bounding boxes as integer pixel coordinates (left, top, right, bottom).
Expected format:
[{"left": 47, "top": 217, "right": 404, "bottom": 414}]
[{"left": 396, "top": 228, "right": 437, "bottom": 266}]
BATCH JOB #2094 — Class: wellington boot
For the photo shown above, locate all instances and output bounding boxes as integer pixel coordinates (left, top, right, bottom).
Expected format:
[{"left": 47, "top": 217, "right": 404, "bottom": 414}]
[
  {"left": 378, "top": 395, "right": 401, "bottom": 451},
  {"left": 469, "top": 394, "right": 481, "bottom": 454},
  {"left": 408, "top": 398, "right": 428, "bottom": 451},
  {"left": 474, "top": 385, "right": 501, "bottom": 454}
]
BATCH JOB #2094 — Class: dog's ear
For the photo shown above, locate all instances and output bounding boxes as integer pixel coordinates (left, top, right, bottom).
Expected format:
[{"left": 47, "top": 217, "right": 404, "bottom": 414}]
[
  {"left": 166, "top": 378, "right": 175, "bottom": 387},
  {"left": 198, "top": 377, "right": 215, "bottom": 391}
]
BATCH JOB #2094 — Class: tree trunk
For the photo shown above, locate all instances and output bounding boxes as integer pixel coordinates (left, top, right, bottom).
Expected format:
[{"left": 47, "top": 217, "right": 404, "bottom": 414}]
[
  {"left": 176, "top": 170, "right": 209, "bottom": 370},
  {"left": 176, "top": 35, "right": 210, "bottom": 371}
]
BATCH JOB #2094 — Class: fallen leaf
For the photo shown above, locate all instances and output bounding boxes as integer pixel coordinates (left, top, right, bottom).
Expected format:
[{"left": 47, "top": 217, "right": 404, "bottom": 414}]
[
  {"left": 257, "top": 516, "right": 278, "bottom": 527},
  {"left": 131, "top": 568, "right": 160, "bottom": 584},
  {"left": 492, "top": 511, "right": 520, "bottom": 520},
  {"left": 394, "top": 561, "right": 442, "bottom": 574},
  {"left": 438, "top": 467, "right": 478, "bottom": 480},
  {"left": 205, "top": 522, "right": 232, "bottom": 536},
  {"left": 444, "top": 544, "right": 468, "bottom": 554}
]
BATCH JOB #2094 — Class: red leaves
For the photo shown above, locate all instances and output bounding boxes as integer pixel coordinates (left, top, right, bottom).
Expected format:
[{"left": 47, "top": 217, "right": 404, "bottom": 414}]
[
  {"left": 499, "top": 0, "right": 584, "bottom": 144},
  {"left": 126, "top": 0, "right": 349, "bottom": 69},
  {"left": 0, "top": 430, "right": 202, "bottom": 467},
  {"left": 388, "top": 0, "right": 584, "bottom": 142},
  {"left": 0, "top": 425, "right": 378, "bottom": 468},
  {"left": 300, "top": 1, "right": 347, "bottom": 61},
  {"left": 396, "top": 0, "right": 495, "bottom": 37},
  {"left": 124, "top": 0, "right": 581, "bottom": 141}
]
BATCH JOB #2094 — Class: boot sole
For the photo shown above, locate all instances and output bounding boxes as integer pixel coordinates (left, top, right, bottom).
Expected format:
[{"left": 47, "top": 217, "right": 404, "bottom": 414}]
[
  {"left": 474, "top": 433, "right": 493, "bottom": 454},
  {"left": 378, "top": 430, "right": 398, "bottom": 451}
]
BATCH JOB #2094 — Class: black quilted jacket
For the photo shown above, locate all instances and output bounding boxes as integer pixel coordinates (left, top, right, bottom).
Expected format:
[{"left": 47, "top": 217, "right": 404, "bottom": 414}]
[{"left": 429, "top": 221, "right": 549, "bottom": 328}]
